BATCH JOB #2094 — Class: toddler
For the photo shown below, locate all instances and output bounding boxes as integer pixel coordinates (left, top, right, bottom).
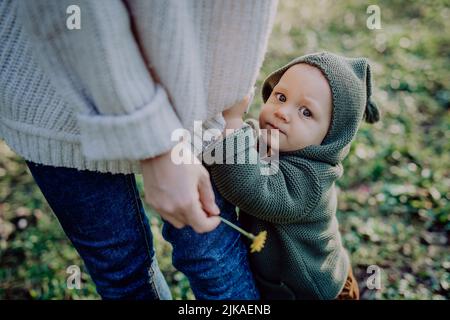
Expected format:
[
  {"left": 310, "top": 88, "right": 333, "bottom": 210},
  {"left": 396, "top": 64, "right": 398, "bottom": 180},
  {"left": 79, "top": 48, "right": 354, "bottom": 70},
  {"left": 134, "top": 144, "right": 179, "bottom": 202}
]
[{"left": 202, "top": 51, "right": 380, "bottom": 299}]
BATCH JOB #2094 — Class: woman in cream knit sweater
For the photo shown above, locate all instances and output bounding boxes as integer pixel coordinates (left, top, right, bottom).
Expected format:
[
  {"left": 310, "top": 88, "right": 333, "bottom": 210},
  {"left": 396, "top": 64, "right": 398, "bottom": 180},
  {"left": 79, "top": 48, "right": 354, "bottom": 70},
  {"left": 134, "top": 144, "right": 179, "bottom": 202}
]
[{"left": 0, "top": 0, "right": 278, "bottom": 299}]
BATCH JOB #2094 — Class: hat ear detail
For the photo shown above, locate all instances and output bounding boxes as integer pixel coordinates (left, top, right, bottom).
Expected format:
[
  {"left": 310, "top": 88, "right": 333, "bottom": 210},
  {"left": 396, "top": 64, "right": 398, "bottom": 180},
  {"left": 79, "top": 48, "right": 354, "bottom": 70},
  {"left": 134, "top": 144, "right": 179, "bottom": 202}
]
[{"left": 364, "top": 62, "right": 380, "bottom": 124}]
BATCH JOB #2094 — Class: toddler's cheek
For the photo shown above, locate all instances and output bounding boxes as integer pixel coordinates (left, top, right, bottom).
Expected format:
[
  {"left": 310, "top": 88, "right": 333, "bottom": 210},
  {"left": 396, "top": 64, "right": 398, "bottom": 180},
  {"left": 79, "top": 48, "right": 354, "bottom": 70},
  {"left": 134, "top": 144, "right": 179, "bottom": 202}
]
[{"left": 258, "top": 108, "right": 268, "bottom": 123}]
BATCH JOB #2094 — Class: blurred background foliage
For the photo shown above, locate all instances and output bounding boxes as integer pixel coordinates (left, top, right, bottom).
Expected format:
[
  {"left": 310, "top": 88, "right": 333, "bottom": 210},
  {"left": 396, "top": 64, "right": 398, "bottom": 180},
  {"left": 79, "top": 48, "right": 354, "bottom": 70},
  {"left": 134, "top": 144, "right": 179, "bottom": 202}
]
[{"left": 1, "top": 0, "right": 449, "bottom": 299}]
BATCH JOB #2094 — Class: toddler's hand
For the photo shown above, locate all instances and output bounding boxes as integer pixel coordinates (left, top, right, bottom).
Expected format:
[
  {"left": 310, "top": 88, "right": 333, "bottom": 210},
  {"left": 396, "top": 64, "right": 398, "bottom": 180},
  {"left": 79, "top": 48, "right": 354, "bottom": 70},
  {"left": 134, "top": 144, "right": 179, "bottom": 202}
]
[{"left": 222, "top": 87, "right": 255, "bottom": 121}]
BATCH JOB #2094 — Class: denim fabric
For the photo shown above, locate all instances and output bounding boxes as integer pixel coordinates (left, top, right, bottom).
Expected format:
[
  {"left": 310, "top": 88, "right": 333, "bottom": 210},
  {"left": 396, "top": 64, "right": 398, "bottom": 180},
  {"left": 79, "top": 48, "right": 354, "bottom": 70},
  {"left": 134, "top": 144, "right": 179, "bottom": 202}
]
[
  {"left": 25, "top": 161, "right": 258, "bottom": 300},
  {"left": 26, "top": 161, "right": 171, "bottom": 300},
  {"left": 162, "top": 179, "right": 260, "bottom": 300}
]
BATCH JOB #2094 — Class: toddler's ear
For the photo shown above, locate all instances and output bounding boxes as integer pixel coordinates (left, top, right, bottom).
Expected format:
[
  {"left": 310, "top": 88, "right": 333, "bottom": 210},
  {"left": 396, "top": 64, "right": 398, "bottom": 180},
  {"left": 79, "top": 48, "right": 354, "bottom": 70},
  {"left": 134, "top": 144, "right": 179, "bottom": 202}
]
[{"left": 245, "top": 86, "right": 256, "bottom": 114}]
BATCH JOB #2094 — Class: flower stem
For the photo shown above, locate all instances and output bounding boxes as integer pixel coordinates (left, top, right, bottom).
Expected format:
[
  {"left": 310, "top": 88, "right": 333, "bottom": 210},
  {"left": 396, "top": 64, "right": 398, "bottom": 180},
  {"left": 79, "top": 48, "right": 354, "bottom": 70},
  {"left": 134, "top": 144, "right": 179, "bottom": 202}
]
[{"left": 219, "top": 216, "right": 255, "bottom": 240}]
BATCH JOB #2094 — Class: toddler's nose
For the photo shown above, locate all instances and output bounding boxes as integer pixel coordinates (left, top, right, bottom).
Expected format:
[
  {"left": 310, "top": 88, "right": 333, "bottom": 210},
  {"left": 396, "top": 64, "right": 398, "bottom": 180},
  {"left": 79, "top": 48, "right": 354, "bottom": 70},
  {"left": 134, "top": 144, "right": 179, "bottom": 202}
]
[{"left": 274, "top": 107, "right": 290, "bottom": 122}]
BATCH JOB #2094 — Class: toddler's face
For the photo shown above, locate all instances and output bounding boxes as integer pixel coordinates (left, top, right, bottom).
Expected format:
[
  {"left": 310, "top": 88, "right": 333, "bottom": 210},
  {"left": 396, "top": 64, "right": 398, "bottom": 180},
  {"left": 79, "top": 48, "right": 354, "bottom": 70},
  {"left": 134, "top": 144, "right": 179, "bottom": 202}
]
[{"left": 259, "top": 63, "right": 332, "bottom": 152}]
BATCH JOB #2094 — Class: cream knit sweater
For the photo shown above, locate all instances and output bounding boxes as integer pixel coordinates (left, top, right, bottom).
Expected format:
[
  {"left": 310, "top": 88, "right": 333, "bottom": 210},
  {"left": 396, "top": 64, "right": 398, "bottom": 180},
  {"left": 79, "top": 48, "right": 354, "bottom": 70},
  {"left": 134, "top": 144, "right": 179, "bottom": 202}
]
[{"left": 0, "top": 0, "right": 278, "bottom": 174}]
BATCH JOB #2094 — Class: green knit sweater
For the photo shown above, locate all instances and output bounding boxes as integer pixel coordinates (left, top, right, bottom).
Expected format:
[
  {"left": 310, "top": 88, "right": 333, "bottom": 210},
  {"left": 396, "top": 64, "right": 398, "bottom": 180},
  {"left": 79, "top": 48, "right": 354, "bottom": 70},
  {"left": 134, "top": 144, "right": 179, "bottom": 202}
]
[{"left": 202, "top": 122, "right": 350, "bottom": 300}]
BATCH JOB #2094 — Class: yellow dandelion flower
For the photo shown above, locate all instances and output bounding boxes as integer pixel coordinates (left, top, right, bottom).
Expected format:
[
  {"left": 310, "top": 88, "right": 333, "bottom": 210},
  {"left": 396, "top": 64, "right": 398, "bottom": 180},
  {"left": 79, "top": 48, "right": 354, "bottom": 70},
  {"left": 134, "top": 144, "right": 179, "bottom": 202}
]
[
  {"left": 250, "top": 231, "right": 267, "bottom": 253},
  {"left": 219, "top": 216, "right": 267, "bottom": 253}
]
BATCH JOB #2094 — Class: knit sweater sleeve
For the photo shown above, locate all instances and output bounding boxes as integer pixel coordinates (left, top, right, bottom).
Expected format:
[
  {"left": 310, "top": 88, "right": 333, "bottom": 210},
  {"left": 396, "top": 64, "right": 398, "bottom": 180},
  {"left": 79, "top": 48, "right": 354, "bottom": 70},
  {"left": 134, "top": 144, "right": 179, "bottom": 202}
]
[
  {"left": 18, "top": 0, "right": 183, "bottom": 161},
  {"left": 202, "top": 123, "right": 321, "bottom": 224}
]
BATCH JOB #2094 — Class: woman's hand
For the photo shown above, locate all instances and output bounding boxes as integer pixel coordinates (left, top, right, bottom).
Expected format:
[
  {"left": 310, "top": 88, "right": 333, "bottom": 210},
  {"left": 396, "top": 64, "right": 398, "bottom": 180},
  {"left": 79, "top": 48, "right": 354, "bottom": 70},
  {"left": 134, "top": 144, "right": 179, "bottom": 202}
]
[{"left": 140, "top": 147, "right": 221, "bottom": 233}]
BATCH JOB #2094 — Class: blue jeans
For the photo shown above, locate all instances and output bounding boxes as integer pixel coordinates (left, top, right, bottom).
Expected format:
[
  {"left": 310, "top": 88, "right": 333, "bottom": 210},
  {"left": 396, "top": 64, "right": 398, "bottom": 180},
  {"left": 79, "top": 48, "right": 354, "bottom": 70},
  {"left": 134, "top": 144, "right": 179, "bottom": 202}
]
[
  {"left": 162, "top": 172, "right": 260, "bottom": 300},
  {"left": 25, "top": 161, "right": 258, "bottom": 300}
]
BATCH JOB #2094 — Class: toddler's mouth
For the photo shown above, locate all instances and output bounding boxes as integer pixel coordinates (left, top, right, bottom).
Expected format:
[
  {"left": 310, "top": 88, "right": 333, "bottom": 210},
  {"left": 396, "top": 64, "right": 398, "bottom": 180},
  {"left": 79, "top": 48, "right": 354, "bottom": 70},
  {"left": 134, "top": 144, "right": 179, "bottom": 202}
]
[{"left": 266, "top": 122, "right": 285, "bottom": 135}]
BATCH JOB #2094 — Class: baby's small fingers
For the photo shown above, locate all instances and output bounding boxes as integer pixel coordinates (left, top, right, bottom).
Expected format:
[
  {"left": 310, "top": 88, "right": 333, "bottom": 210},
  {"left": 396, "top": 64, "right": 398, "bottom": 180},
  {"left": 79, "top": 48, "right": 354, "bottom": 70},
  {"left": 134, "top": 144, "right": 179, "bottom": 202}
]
[{"left": 245, "top": 87, "right": 256, "bottom": 113}]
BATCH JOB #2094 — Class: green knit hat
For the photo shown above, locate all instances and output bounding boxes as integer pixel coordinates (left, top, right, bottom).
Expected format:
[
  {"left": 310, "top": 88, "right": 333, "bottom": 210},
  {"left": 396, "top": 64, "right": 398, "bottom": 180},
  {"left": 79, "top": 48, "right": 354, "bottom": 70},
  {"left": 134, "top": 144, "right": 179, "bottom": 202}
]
[{"left": 261, "top": 51, "right": 380, "bottom": 165}]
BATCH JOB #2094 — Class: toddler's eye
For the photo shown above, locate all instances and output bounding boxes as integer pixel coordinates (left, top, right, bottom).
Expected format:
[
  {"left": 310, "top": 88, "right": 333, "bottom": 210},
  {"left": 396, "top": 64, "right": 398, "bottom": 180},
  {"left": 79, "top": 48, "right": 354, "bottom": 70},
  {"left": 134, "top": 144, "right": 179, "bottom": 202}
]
[
  {"left": 275, "top": 93, "right": 286, "bottom": 102},
  {"left": 298, "top": 106, "right": 312, "bottom": 118}
]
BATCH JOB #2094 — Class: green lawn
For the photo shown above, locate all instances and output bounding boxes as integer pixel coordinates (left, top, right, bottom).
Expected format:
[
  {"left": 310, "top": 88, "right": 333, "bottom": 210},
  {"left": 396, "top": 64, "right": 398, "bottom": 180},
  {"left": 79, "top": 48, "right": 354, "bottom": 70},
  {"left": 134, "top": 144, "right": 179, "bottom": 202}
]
[{"left": 0, "top": 0, "right": 449, "bottom": 299}]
